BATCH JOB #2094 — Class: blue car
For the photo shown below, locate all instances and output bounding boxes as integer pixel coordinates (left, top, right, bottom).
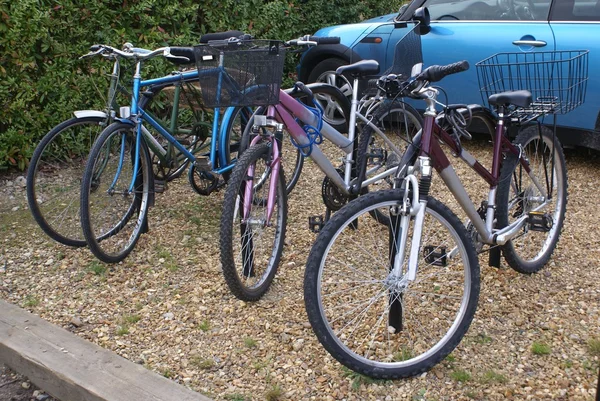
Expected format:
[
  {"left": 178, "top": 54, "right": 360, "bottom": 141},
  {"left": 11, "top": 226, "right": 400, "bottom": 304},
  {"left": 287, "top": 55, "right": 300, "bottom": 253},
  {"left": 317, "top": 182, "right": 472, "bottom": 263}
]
[{"left": 298, "top": 0, "right": 600, "bottom": 149}]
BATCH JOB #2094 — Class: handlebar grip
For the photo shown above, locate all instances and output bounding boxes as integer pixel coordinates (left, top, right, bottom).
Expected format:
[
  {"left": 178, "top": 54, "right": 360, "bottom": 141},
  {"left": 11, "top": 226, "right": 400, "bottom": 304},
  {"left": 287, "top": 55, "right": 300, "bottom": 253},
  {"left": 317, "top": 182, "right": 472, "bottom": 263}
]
[
  {"left": 309, "top": 36, "right": 340, "bottom": 45},
  {"left": 418, "top": 60, "right": 469, "bottom": 83},
  {"left": 296, "top": 82, "right": 314, "bottom": 97},
  {"left": 89, "top": 44, "right": 102, "bottom": 52},
  {"left": 199, "top": 30, "right": 245, "bottom": 44}
]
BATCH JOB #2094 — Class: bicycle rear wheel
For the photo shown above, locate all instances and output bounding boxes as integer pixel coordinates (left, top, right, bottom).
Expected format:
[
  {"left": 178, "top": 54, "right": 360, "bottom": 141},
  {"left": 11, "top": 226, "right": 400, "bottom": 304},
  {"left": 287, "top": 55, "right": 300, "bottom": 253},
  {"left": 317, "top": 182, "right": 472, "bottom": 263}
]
[
  {"left": 219, "top": 142, "right": 287, "bottom": 301},
  {"left": 142, "top": 84, "right": 210, "bottom": 182},
  {"left": 27, "top": 116, "right": 106, "bottom": 247},
  {"left": 80, "top": 123, "right": 151, "bottom": 263},
  {"left": 496, "top": 125, "right": 567, "bottom": 273},
  {"left": 357, "top": 100, "right": 423, "bottom": 192},
  {"left": 304, "top": 190, "right": 480, "bottom": 379}
]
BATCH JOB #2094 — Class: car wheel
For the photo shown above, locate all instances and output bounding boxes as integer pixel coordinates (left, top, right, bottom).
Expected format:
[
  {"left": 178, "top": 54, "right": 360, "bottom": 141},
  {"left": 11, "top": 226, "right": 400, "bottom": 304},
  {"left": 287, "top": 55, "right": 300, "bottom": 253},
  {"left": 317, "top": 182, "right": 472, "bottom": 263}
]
[{"left": 307, "top": 58, "right": 352, "bottom": 132}]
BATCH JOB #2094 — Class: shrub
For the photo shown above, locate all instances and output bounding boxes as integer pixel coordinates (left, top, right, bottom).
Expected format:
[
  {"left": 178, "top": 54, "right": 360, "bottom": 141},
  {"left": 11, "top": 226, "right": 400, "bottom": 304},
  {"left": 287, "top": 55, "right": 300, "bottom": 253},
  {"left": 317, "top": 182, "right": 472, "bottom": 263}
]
[{"left": 0, "top": 1, "right": 401, "bottom": 170}]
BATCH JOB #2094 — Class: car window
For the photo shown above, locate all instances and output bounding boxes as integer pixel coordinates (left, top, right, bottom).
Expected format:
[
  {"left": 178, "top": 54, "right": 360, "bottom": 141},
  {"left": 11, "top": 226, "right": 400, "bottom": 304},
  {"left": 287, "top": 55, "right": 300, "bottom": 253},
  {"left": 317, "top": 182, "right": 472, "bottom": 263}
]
[
  {"left": 421, "top": 0, "right": 552, "bottom": 21},
  {"left": 550, "top": 0, "right": 600, "bottom": 21}
]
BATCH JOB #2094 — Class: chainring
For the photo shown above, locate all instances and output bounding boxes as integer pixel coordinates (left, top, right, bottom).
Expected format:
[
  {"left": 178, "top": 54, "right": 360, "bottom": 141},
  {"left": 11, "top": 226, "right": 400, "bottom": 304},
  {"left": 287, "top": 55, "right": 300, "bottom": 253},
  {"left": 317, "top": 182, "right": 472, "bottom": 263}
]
[
  {"left": 466, "top": 221, "right": 484, "bottom": 253},
  {"left": 321, "top": 168, "right": 349, "bottom": 211},
  {"left": 189, "top": 165, "right": 219, "bottom": 196}
]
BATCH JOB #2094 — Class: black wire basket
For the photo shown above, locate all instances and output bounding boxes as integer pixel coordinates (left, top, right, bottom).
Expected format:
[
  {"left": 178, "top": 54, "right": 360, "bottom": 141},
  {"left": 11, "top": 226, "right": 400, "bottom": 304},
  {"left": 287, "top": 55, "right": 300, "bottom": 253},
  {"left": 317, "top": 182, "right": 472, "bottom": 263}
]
[
  {"left": 476, "top": 50, "right": 589, "bottom": 116},
  {"left": 193, "top": 40, "right": 285, "bottom": 108}
]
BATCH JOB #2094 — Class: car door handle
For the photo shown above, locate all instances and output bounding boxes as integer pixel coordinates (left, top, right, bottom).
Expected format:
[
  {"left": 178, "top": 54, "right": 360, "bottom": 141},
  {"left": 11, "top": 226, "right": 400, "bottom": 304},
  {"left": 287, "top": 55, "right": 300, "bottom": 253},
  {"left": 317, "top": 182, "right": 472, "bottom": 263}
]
[{"left": 512, "top": 40, "right": 547, "bottom": 47}]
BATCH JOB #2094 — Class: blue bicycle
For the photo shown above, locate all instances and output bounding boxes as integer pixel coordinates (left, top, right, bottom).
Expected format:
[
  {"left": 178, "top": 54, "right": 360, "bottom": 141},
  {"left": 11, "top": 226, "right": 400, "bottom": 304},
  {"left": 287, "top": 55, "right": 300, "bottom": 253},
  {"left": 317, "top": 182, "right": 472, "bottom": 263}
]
[{"left": 78, "top": 42, "right": 259, "bottom": 263}]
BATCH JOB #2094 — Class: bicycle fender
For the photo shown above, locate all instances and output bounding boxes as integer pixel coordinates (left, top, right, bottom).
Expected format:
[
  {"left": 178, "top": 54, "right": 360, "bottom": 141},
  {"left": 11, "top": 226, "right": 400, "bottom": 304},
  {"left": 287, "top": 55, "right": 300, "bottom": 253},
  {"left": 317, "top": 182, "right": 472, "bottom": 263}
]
[{"left": 73, "top": 110, "right": 107, "bottom": 119}]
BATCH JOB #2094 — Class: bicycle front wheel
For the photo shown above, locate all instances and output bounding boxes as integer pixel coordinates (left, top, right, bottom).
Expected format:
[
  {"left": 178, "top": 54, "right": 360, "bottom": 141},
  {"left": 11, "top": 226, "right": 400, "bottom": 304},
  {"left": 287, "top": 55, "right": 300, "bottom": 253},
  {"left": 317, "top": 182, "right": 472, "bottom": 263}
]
[
  {"left": 220, "top": 142, "right": 287, "bottom": 301},
  {"left": 496, "top": 125, "right": 567, "bottom": 273},
  {"left": 27, "top": 116, "right": 106, "bottom": 247},
  {"left": 80, "top": 123, "right": 151, "bottom": 263},
  {"left": 237, "top": 108, "right": 303, "bottom": 196},
  {"left": 304, "top": 190, "right": 480, "bottom": 379}
]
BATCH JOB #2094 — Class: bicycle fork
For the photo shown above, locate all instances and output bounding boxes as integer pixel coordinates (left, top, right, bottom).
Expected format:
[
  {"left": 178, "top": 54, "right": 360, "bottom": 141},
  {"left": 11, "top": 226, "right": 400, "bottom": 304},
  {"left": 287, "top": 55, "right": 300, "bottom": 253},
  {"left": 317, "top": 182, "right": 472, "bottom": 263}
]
[
  {"left": 387, "top": 156, "right": 432, "bottom": 333},
  {"left": 242, "top": 116, "right": 282, "bottom": 226}
]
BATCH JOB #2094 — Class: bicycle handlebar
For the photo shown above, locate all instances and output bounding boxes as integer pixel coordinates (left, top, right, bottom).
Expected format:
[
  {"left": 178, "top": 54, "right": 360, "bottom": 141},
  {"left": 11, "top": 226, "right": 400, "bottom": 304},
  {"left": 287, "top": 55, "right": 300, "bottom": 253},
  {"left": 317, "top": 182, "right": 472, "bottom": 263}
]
[
  {"left": 416, "top": 60, "right": 469, "bottom": 83},
  {"left": 80, "top": 43, "right": 191, "bottom": 62},
  {"left": 286, "top": 35, "right": 340, "bottom": 47}
]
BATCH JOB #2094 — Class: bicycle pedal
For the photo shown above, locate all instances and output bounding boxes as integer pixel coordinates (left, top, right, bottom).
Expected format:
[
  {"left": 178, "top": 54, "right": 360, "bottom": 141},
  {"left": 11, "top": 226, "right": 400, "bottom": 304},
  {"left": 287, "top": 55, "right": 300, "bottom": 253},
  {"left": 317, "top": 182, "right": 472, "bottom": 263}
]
[
  {"left": 154, "top": 179, "right": 166, "bottom": 193},
  {"left": 423, "top": 245, "right": 447, "bottom": 267},
  {"left": 527, "top": 211, "right": 553, "bottom": 232},
  {"left": 193, "top": 156, "right": 212, "bottom": 172},
  {"left": 308, "top": 215, "right": 326, "bottom": 233},
  {"left": 367, "top": 148, "right": 385, "bottom": 165}
]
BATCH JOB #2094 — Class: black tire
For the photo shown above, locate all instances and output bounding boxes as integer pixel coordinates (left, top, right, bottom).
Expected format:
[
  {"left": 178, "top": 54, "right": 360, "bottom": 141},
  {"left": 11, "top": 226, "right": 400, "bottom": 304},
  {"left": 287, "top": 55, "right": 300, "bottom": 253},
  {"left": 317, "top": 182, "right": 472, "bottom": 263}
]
[
  {"left": 496, "top": 125, "right": 567, "bottom": 274},
  {"left": 219, "top": 142, "right": 287, "bottom": 301},
  {"left": 304, "top": 190, "right": 480, "bottom": 379},
  {"left": 307, "top": 58, "right": 352, "bottom": 131},
  {"left": 25, "top": 84, "right": 193, "bottom": 248},
  {"left": 80, "top": 123, "right": 151, "bottom": 263},
  {"left": 27, "top": 116, "right": 107, "bottom": 247}
]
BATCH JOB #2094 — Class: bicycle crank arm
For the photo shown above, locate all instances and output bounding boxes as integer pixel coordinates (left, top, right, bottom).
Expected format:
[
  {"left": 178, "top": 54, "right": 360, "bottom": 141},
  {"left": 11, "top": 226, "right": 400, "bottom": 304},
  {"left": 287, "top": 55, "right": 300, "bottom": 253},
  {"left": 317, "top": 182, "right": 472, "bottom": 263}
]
[{"left": 494, "top": 202, "right": 549, "bottom": 245}]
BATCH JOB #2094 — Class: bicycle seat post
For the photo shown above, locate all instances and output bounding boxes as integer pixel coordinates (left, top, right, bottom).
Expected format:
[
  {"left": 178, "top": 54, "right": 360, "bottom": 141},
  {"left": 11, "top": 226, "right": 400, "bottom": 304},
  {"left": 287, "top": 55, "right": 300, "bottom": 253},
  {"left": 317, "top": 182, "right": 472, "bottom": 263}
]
[{"left": 343, "top": 77, "right": 361, "bottom": 187}]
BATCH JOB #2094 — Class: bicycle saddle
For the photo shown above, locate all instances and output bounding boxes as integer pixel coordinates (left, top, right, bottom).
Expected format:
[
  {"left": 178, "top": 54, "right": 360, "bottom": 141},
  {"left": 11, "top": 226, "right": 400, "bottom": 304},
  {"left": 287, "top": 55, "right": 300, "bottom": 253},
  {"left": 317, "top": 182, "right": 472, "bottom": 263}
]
[
  {"left": 488, "top": 90, "right": 532, "bottom": 108},
  {"left": 336, "top": 60, "right": 380, "bottom": 77}
]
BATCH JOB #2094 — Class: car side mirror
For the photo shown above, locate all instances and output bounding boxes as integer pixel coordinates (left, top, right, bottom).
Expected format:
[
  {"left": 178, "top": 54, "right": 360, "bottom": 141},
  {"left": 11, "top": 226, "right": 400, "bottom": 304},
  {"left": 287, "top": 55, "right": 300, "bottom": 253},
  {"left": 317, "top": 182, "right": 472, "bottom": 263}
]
[{"left": 412, "top": 7, "right": 431, "bottom": 35}]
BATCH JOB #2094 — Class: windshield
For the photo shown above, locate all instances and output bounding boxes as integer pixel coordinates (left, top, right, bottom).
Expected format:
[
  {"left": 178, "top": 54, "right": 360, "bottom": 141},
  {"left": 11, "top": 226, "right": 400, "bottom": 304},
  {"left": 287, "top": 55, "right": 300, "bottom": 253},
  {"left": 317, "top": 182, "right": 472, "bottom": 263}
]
[{"left": 397, "top": 0, "right": 551, "bottom": 21}]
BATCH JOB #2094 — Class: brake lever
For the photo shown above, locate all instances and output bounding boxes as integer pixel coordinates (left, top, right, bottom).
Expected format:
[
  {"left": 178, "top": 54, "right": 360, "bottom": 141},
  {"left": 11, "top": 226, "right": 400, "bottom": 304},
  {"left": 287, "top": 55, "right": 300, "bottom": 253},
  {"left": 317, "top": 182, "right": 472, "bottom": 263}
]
[
  {"left": 164, "top": 49, "right": 190, "bottom": 62},
  {"left": 79, "top": 48, "right": 104, "bottom": 60}
]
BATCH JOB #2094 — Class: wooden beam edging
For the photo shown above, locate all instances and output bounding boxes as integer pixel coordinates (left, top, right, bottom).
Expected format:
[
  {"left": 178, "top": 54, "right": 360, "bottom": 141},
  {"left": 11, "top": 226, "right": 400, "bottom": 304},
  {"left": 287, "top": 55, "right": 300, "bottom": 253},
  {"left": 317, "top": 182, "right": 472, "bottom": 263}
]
[{"left": 0, "top": 299, "right": 212, "bottom": 401}]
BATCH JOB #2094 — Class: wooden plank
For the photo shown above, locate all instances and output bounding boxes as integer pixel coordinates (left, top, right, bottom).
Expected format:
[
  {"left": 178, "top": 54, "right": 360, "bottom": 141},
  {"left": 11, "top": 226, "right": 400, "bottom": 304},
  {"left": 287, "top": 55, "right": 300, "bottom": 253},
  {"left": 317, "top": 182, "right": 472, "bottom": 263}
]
[{"left": 0, "top": 300, "right": 212, "bottom": 401}]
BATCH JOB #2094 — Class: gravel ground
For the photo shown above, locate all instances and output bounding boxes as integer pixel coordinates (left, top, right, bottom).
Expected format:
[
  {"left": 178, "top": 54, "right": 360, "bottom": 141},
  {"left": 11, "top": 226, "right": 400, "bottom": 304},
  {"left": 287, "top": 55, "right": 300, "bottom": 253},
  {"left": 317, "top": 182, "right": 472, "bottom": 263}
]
[
  {"left": 0, "top": 138, "right": 598, "bottom": 401},
  {"left": 0, "top": 365, "right": 57, "bottom": 401}
]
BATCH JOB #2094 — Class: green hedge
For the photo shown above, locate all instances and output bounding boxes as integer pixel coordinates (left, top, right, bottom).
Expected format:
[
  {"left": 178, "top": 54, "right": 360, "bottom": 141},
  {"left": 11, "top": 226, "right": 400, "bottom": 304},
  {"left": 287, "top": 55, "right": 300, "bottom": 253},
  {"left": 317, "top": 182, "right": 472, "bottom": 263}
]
[{"left": 0, "top": 0, "right": 401, "bottom": 170}]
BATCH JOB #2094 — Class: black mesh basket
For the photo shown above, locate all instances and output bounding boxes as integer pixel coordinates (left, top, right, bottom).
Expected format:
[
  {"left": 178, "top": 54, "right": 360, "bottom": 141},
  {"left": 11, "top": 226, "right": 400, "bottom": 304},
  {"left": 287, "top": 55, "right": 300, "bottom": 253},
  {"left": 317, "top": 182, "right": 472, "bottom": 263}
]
[
  {"left": 476, "top": 50, "right": 588, "bottom": 116},
  {"left": 193, "top": 40, "right": 285, "bottom": 108}
]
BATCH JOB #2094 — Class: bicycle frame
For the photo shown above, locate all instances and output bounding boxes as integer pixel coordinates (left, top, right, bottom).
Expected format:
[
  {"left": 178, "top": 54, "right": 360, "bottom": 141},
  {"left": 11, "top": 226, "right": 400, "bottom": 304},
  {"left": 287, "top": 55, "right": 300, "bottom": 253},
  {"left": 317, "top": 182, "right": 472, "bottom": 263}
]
[
  {"left": 119, "top": 64, "right": 243, "bottom": 192},
  {"left": 394, "top": 97, "right": 552, "bottom": 282},
  {"left": 240, "top": 78, "right": 412, "bottom": 225},
  {"left": 269, "top": 82, "right": 405, "bottom": 195},
  {"left": 419, "top": 114, "right": 550, "bottom": 246}
]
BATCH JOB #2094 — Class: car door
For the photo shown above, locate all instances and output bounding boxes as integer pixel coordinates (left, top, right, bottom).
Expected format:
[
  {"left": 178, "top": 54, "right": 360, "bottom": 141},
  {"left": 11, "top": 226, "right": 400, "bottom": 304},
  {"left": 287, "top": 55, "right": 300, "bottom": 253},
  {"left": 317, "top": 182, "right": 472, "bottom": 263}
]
[
  {"left": 389, "top": 0, "right": 556, "bottom": 107},
  {"left": 549, "top": 0, "right": 600, "bottom": 138}
]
